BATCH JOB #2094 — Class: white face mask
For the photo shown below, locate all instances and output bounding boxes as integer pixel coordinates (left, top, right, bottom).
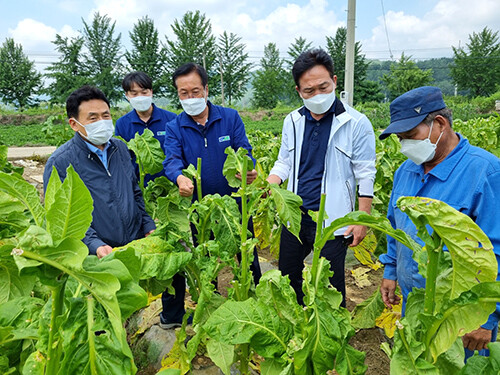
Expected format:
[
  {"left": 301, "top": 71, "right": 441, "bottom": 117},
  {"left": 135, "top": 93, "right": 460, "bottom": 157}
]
[
  {"left": 400, "top": 121, "right": 443, "bottom": 165},
  {"left": 129, "top": 95, "right": 152, "bottom": 112},
  {"left": 75, "top": 119, "right": 114, "bottom": 146},
  {"left": 180, "top": 90, "right": 207, "bottom": 116},
  {"left": 301, "top": 89, "right": 336, "bottom": 115}
]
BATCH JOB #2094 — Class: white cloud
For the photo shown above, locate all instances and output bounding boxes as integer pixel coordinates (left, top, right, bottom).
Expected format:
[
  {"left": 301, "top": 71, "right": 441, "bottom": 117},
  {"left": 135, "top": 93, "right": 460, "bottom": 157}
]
[
  {"left": 8, "top": 19, "right": 58, "bottom": 51},
  {"left": 362, "top": 0, "right": 500, "bottom": 60}
]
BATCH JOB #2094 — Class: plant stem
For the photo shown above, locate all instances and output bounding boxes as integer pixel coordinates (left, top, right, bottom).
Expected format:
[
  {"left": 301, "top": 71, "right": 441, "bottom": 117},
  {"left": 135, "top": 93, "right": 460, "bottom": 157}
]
[
  {"left": 46, "top": 283, "right": 65, "bottom": 375},
  {"left": 424, "top": 240, "right": 442, "bottom": 315},
  {"left": 87, "top": 295, "right": 98, "bottom": 375},
  {"left": 311, "top": 194, "right": 327, "bottom": 281},
  {"left": 196, "top": 157, "right": 203, "bottom": 201},
  {"left": 239, "top": 160, "right": 249, "bottom": 301}
]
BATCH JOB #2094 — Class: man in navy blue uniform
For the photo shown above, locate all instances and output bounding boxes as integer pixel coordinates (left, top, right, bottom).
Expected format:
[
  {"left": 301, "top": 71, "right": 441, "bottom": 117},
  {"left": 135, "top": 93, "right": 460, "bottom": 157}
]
[
  {"left": 115, "top": 71, "right": 177, "bottom": 185},
  {"left": 161, "top": 63, "right": 261, "bottom": 328}
]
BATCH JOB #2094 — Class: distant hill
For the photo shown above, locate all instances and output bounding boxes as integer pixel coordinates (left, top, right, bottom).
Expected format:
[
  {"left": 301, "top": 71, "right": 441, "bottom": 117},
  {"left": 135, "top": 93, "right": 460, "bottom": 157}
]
[{"left": 366, "top": 57, "right": 458, "bottom": 96}]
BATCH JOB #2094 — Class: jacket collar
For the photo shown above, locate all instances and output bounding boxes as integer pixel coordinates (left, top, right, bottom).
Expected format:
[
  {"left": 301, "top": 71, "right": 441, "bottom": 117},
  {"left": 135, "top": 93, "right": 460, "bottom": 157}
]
[
  {"left": 131, "top": 103, "right": 159, "bottom": 125},
  {"left": 72, "top": 131, "right": 117, "bottom": 155}
]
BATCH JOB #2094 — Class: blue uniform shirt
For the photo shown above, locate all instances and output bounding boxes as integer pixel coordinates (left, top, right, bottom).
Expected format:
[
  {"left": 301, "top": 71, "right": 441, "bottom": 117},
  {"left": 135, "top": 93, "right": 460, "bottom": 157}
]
[
  {"left": 297, "top": 103, "right": 335, "bottom": 211},
  {"left": 115, "top": 103, "right": 177, "bottom": 185},
  {"left": 379, "top": 134, "right": 500, "bottom": 329},
  {"left": 163, "top": 101, "right": 255, "bottom": 198}
]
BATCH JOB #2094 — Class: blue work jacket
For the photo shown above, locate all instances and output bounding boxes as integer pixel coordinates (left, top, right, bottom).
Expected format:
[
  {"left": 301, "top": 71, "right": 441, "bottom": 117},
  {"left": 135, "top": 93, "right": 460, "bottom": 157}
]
[
  {"left": 43, "top": 133, "right": 156, "bottom": 255},
  {"left": 163, "top": 101, "right": 255, "bottom": 197},
  {"left": 379, "top": 134, "right": 500, "bottom": 329},
  {"left": 115, "top": 104, "right": 177, "bottom": 185}
]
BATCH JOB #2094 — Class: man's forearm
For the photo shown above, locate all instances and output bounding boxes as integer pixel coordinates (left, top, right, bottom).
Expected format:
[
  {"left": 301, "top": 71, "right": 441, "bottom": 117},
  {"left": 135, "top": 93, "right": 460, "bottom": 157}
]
[{"left": 358, "top": 196, "right": 372, "bottom": 214}]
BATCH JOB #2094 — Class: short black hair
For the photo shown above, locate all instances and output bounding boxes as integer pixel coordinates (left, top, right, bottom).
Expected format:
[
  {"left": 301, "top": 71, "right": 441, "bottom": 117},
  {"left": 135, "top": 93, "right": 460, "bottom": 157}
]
[
  {"left": 292, "top": 48, "right": 335, "bottom": 88},
  {"left": 122, "top": 71, "right": 153, "bottom": 92},
  {"left": 66, "top": 85, "right": 110, "bottom": 119},
  {"left": 172, "top": 63, "right": 208, "bottom": 89}
]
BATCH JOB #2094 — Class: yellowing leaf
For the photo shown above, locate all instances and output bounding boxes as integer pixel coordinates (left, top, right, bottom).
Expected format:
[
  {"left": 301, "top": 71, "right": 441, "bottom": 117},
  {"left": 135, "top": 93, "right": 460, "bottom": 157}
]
[{"left": 375, "top": 300, "right": 402, "bottom": 338}]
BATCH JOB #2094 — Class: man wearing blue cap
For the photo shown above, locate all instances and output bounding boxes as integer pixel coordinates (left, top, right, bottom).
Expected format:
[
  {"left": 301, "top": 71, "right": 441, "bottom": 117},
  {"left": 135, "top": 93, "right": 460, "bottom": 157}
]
[{"left": 378, "top": 86, "right": 500, "bottom": 357}]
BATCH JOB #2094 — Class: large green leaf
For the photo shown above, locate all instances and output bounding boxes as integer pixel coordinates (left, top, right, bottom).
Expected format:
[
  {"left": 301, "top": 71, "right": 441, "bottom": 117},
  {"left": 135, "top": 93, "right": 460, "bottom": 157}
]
[
  {"left": 350, "top": 289, "right": 385, "bottom": 330},
  {"left": 43, "top": 166, "right": 62, "bottom": 212},
  {"left": 58, "top": 297, "right": 136, "bottom": 375},
  {"left": 255, "top": 270, "right": 304, "bottom": 326},
  {"left": 334, "top": 344, "right": 367, "bottom": 375},
  {"left": 0, "top": 245, "right": 35, "bottom": 303},
  {"left": 206, "top": 338, "right": 235, "bottom": 375},
  {"left": 223, "top": 147, "right": 253, "bottom": 188},
  {"left": 317, "top": 210, "right": 421, "bottom": 256},
  {"left": 127, "top": 128, "right": 165, "bottom": 176},
  {"left": 114, "top": 236, "right": 192, "bottom": 282},
  {"left": 426, "top": 282, "right": 500, "bottom": 361},
  {"left": 459, "top": 342, "right": 500, "bottom": 374},
  {"left": 46, "top": 165, "right": 93, "bottom": 241},
  {"left": 269, "top": 183, "right": 303, "bottom": 241},
  {"left": 210, "top": 195, "right": 241, "bottom": 256},
  {"left": 398, "top": 196, "right": 497, "bottom": 299},
  {"left": 0, "top": 171, "right": 44, "bottom": 227},
  {"left": 203, "top": 298, "right": 293, "bottom": 358}
]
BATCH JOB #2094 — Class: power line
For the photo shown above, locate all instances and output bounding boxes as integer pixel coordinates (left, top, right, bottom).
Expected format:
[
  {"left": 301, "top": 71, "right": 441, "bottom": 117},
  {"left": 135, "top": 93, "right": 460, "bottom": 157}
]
[{"left": 380, "top": 0, "right": 393, "bottom": 60}]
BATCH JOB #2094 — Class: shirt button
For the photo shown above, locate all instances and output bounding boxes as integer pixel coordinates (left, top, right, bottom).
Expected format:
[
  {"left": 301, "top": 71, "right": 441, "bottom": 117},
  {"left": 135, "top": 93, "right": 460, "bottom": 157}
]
[
  {"left": 316, "top": 122, "right": 320, "bottom": 126},
  {"left": 313, "top": 132, "right": 318, "bottom": 136},
  {"left": 421, "top": 178, "right": 425, "bottom": 183}
]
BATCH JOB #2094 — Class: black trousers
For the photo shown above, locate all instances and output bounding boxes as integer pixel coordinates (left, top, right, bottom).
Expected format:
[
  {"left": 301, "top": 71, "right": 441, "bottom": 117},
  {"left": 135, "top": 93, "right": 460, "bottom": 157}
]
[
  {"left": 161, "top": 219, "right": 262, "bottom": 323},
  {"left": 278, "top": 215, "right": 349, "bottom": 307}
]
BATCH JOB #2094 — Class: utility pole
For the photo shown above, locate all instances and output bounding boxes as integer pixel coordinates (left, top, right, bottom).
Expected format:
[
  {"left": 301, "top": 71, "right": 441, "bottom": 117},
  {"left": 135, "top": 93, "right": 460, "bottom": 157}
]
[
  {"left": 343, "top": 0, "right": 356, "bottom": 106},
  {"left": 219, "top": 50, "right": 225, "bottom": 106}
]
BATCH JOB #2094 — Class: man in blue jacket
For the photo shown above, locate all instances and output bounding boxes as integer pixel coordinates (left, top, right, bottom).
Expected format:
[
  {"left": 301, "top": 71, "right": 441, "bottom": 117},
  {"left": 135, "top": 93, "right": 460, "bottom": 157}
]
[
  {"left": 379, "top": 86, "right": 500, "bottom": 358},
  {"left": 162, "top": 62, "right": 261, "bottom": 328},
  {"left": 43, "top": 85, "right": 155, "bottom": 258},
  {"left": 115, "top": 71, "right": 177, "bottom": 185}
]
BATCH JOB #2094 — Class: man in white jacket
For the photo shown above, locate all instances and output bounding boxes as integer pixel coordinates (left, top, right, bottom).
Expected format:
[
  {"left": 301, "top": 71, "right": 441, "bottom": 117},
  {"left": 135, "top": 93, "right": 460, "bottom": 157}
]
[{"left": 267, "top": 49, "right": 376, "bottom": 306}]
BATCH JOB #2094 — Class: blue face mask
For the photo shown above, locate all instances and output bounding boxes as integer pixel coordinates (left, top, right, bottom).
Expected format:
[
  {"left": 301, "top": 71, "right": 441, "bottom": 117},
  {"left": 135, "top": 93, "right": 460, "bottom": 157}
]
[{"left": 400, "top": 121, "right": 443, "bottom": 165}]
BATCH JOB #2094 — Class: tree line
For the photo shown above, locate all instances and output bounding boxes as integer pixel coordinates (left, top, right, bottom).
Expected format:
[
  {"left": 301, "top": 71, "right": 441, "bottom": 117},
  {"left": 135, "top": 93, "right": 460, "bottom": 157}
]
[{"left": 0, "top": 10, "right": 499, "bottom": 110}]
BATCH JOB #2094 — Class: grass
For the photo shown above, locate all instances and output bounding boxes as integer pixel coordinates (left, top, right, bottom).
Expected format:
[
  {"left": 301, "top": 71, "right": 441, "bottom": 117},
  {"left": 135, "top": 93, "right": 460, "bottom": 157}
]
[{"left": 0, "top": 124, "right": 60, "bottom": 146}]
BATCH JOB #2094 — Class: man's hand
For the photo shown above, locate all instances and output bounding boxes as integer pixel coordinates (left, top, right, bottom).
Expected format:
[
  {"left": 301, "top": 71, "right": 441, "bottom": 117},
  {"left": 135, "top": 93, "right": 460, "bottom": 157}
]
[
  {"left": 96, "top": 245, "right": 113, "bottom": 259},
  {"left": 235, "top": 169, "right": 258, "bottom": 184},
  {"left": 462, "top": 327, "right": 492, "bottom": 351},
  {"left": 266, "top": 174, "right": 282, "bottom": 185},
  {"left": 177, "top": 175, "right": 194, "bottom": 197},
  {"left": 145, "top": 229, "right": 154, "bottom": 237},
  {"left": 343, "top": 224, "right": 367, "bottom": 247},
  {"left": 380, "top": 278, "right": 401, "bottom": 309}
]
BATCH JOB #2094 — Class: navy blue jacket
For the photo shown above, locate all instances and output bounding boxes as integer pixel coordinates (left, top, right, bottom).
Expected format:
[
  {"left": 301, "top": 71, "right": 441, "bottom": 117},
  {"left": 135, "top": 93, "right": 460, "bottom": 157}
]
[
  {"left": 115, "top": 104, "right": 177, "bottom": 184},
  {"left": 43, "top": 133, "right": 156, "bottom": 255},
  {"left": 163, "top": 101, "right": 255, "bottom": 197}
]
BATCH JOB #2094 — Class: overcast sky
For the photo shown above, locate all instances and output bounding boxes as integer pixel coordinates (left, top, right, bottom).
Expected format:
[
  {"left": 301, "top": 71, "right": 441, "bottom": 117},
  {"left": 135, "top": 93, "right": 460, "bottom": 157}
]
[{"left": 1, "top": 0, "right": 499, "bottom": 72}]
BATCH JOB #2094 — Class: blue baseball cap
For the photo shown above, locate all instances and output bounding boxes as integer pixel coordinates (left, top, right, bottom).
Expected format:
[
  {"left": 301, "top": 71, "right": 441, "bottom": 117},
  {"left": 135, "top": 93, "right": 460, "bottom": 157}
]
[{"left": 379, "top": 86, "right": 446, "bottom": 140}]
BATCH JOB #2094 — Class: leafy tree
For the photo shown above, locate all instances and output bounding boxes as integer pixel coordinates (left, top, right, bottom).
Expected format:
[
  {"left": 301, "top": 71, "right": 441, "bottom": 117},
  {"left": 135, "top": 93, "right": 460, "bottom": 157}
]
[
  {"left": 286, "top": 36, "right": 313, "bottom": 68},
  {"left": 325, "top": 27, "right": 382, "bottom": 103},
  {"left": 326, "top": 27, "right": 368, "bottom": 92},
  {"left": 164, "top": 11, "right": 218, "bottom": 104},
  {"left": 251, "top": 43, "right": 286, "bottom": 109},
  {"left": 44, "top": 34, "right": 87, "bottom": 104},
  {"left": 283, "top": 37, "right": 313, "bottom": 106},
  {"left": 381, "top": 53, "right": 434, "bottom": 100},
  {"left": 125, "top": 16, "right": 169, "bottom": 96},
  {"left": 0, "top": 38, "right": 42, "bottom": 109},
  {"left": 81, "top": 12, "right": 123, "bottom": 103},
  {"left": 217, "top": 31, "right": 252, "bottom": 106},
  {"left": 451, "top": 27, "right": 500, "bottom": 97}
]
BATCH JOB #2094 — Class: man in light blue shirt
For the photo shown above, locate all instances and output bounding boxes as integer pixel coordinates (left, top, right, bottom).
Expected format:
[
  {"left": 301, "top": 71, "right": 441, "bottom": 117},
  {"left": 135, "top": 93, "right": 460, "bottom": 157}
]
[{"left": 378, "top": 86, "right": 500, "bottom": 357}]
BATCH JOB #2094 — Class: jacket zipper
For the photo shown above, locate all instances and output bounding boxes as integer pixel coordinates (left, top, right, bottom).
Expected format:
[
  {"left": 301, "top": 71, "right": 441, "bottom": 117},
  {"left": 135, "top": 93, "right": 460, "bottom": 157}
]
[{"left": 346, "top": 180, "right": 355, "bottom": 211}]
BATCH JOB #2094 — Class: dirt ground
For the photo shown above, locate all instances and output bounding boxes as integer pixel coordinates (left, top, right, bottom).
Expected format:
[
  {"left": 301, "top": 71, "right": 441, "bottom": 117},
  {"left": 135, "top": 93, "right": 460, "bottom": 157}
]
[{"left": 17, "top": 156, "right": 390, "bottom": 375}]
